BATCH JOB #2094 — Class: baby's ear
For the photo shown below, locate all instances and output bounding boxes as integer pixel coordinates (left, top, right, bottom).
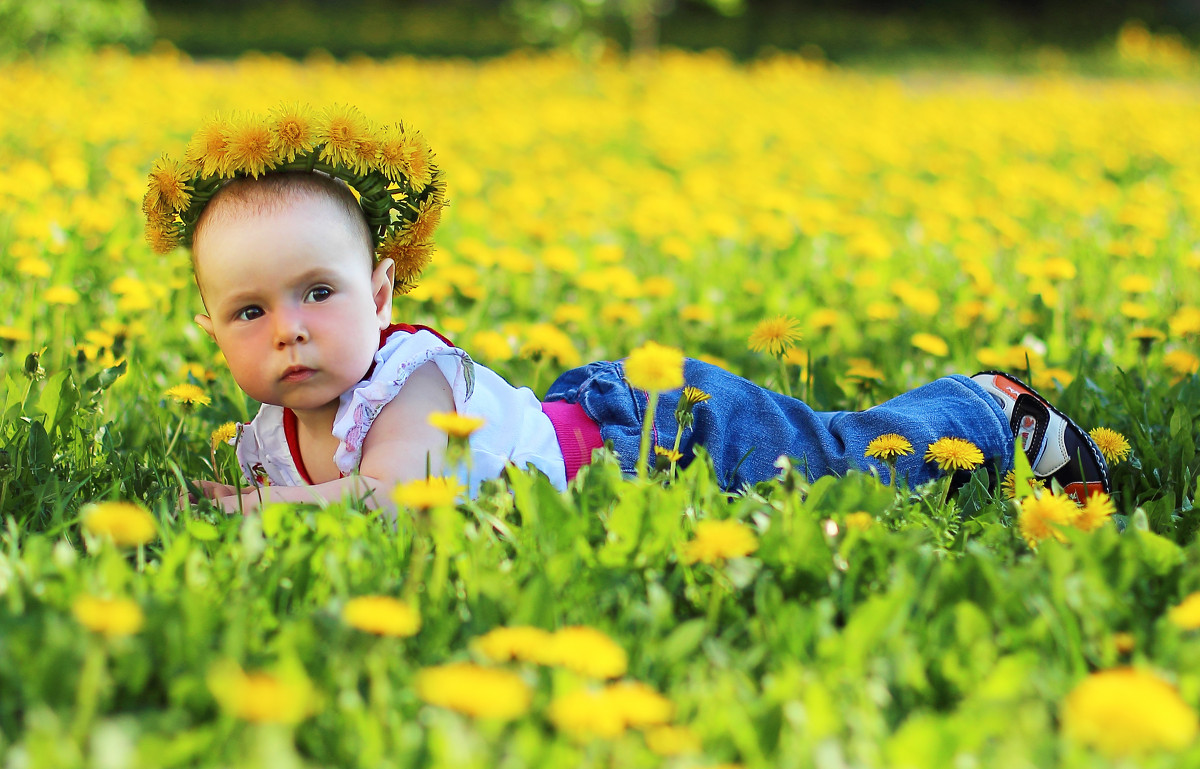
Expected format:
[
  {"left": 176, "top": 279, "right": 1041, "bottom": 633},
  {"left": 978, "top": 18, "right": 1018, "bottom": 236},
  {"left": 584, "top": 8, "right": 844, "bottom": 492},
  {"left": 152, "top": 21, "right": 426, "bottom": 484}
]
[
  {"left": 194, "top": 313, "right": 216, "bottom": 342},
  {"left": 372, "top": 258, "right": 395, "bottom": 327}
]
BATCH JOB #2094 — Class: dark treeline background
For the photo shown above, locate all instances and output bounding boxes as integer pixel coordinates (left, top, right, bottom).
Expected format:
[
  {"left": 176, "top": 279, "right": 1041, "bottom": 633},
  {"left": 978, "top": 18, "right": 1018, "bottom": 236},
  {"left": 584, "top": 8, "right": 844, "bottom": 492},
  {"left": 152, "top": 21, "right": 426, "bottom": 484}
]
[{"left": 144, "top": 0, "right": 1200, "bottom": 61}]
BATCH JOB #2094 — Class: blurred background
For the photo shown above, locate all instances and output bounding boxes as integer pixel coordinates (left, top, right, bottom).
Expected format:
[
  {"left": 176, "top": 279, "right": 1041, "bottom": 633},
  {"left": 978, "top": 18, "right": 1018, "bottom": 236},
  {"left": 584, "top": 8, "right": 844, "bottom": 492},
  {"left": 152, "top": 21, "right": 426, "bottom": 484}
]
[{"left": 4, "top": 0, "right": 1200, "bottom": 67}]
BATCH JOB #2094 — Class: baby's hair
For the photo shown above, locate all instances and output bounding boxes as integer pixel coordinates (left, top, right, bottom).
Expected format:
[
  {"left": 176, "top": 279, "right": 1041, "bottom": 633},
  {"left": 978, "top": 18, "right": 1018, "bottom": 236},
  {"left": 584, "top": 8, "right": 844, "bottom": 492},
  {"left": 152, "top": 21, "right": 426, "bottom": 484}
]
[{"left": 191, "top": 172, "right": 375, "bottom": 290}]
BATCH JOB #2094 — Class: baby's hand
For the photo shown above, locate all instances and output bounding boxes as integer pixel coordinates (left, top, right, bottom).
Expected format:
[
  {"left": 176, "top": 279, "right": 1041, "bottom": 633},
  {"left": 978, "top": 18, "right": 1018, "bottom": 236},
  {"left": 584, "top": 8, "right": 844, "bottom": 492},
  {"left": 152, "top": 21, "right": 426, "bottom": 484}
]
[{"left": 179, "top": 479, "right": 255, "bottom": 516}]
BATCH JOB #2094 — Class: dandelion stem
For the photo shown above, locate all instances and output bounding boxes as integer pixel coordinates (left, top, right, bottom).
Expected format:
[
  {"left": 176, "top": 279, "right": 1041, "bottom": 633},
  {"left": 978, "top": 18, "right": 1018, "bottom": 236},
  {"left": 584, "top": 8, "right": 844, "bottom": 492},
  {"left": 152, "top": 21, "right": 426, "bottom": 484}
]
[
  {"left": 163, "top": 411, "right": 187, "bottom": 457},
  {"left": 637, "top": 390, "right": 660, "bottom": 481},
  {"left": 777, "top": 353, "right": 793, "bottom": 398},
  {"left": 71, "top": 640, "right": 106, "bottom": 744},
  {"left": 706, "top": 571, "right": 725, "bottom": 627}
]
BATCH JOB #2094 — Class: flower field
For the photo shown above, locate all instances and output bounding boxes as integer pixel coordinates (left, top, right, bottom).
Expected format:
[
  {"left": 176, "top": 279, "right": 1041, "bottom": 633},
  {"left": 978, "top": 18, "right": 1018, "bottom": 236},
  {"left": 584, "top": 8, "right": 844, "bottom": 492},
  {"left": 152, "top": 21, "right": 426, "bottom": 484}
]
[{"left": 3, "top": 45, "right": 1200, "bottom": 767}]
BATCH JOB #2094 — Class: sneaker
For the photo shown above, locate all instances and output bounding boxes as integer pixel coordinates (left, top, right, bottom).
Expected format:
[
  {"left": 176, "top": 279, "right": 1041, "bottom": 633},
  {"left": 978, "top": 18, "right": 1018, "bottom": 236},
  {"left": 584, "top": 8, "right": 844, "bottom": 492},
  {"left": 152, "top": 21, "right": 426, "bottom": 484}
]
[{"left": 971, "top": 371, "right": 1110, "bottom": 504}]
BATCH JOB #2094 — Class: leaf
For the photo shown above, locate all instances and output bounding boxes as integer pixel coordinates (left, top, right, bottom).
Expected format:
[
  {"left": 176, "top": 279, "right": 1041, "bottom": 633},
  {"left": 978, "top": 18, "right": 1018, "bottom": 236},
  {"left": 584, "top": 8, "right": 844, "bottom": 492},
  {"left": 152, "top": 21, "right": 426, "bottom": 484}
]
[
  {"left": 186, "top": 520, "right": 220, "bottom": 541},
  {"left": 657, "top": 618, "right": 708, "bottom": 663}
]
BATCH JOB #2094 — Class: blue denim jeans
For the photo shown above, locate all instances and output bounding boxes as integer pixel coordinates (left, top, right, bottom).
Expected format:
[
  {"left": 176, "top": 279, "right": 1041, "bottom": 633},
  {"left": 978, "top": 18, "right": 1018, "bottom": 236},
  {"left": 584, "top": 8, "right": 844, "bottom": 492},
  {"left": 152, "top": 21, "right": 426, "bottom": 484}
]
[{"left": 544, "top": 359, "right": 1014, "bottom": 491}]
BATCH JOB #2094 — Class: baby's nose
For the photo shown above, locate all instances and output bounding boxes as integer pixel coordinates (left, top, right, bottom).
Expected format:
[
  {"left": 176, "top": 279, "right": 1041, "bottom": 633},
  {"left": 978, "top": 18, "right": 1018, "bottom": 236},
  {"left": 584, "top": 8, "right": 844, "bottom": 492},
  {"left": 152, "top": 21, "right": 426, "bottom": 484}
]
[{"left": 274, "top": 312, "right": 309, "bottom": 346}]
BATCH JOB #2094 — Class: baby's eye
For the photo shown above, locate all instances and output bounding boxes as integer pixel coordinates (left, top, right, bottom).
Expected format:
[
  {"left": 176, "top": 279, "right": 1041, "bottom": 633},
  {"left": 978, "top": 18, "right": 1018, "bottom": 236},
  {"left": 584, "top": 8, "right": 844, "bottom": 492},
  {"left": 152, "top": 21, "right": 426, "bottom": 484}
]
[
  {"left": 236, "top": 306, "right": 263, "bottom": 321},
  {"left": 306, "top": 286, "right": 333, "bottom": 303}
]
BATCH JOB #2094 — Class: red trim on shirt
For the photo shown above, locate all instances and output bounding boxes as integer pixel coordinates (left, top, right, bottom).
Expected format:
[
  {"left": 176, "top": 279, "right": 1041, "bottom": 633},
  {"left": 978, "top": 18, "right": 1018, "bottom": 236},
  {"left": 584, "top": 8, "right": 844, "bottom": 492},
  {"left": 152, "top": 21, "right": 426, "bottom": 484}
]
[{"left": 282, "top": 322, "right": 452, "bottom": 485}]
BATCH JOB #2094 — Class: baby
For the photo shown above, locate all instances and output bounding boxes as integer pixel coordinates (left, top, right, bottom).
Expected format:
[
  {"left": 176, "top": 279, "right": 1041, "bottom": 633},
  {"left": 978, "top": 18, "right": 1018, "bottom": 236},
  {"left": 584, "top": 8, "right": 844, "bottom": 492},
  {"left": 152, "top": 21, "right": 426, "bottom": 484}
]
[{"left": 148, "top": 106, "right": 1111, "bottom": 515}]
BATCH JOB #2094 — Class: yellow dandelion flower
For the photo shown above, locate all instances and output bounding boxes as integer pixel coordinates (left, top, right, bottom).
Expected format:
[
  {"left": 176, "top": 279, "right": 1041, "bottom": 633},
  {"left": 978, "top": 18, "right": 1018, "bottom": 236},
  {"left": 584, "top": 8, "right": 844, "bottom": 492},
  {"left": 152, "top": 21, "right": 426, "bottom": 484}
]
[
  {"left": 1089, "top": 427, "right": 1131, "bottom": 463},
  {"left": 209, "top": 422, "right": 238, "bottom": 451},
  {"left": 1128, "top": 326, "right": 1166, "bottom": 343},
  {"left": 1169, "top": 307, "right": 1200, "bottom": 337},
  {"left": 341, "top": 595, "right": 421, "bottom": 637},
  {"left": 546, "top": 626, "right": 628, "bottom": 679},
  {"left": 45, "top": 286, "right": 79, "bottom": 305},
  {"left": 392, "top": 476, "right": 463, "bottom": 511},
  {"left": 207, "top": 661, "right": 317, "bottom": 724},
  {"left": 865, "top": 433, "right": 913, "bottom": 460},
  {"left": 378, "top": 122, "right": 433, "bottom": 187},
  {"left": 185, "top": 114, "right": 233, "bottom": 179},
  {"left": 225, "top": 114, "right": 277, "bottom": 179},
  {"left": 427, "top": 411, "right": 485, "bottom": 438},
  {"left": 1164, "top": 350, "right": 1200, "bottom": 377},
  {"left": 1168, "top": 592, "right": 1200, "bottom": 630},
  {"left": 844, "top": 511, "right": 874, "bottom": 531},
  {"left": 474, "top": 626, "right": 556, "bottom": 664},
  {"left": 415, "top": 662, "right": 532, "bottom": 720},
  {"left": 16, "top": 257, "right": 51, "bottom": 279},
  {"left": 624, "top": 341, "right": 685, "bottom": 392},
  {"left": 82, "top": 501, "right": 157, "bottom": 547},
  {"left": 349, "top": 125, "right": 382, "bottom": 177},
  {"left": 519, "top": 324, "right": 581, "bottom": 367},
  {"left": 1061, "top": 668, "right": 1198, "bottom": 756},
  {"left": 680, "top": 386, "right": 712, "bottom": 408},
  {"left": 1119, "top": 274, "right": 1154, "bottom": 293},
  {"left": 0, "top": 326, "right": 31, "bottom": 342},
  {"left": 1072, "top": 491, "right": 1115, "bottom": 532},
  {"left": 748, "top": 315, "right": 802, "bottom": 356},
  {"left": 924, "top": 437, "right": 984, "bottom": 472},
  {"left": 654, "top": 446, "right": 684, "bottom": 463},
  {"left": 164, "top": 383, "right": 211, "bottom": 407},
  {"left": 548, "top": 687, "right": 628, "bottom": 739},
  {"left": 644, "top": 725, "right": 701, "bottom": 756},
  {"left": 269, "top": 102, "right": 317, "bottom": 163},
  {"left": 317, "top": 104, "right": 370, "bottom": 170},
  {"left": 605, "top": 680, "right": 674, "bottom": 726},
  {"left": 1017, "top": 492, "right": 1076, "bottom": 548},
  {"left": 999, "top": 470, "right": 1044, "bottom": 500},
  {"left": 1114, "top": 632, "right": 1136, "bottom": 654},
  {"left": 845, "top": 359, "right": 884, "bottom": 382},
  {"left": 683, "top": 519, "right": 759, "bottom": 565},
  {"left": 910, "top": 332, "right": 949, "bottom": 357},
  {"left": 469, "top": 330, "right": 513, "bottom": 362},
  {"left": 144, "top": 154, "right": 191, "bottom": 212},
  {"left": 72, "top": 596, "right": 144, "bottom": 638},
  {"left": 377, "top": 234, "right": 434, "bottom": 293},
  {"left": 399, "top": 197, "right": 444, "bottom": 247},
  {"left": 144, "top": 213, "right": 181, "bottom": 255}
]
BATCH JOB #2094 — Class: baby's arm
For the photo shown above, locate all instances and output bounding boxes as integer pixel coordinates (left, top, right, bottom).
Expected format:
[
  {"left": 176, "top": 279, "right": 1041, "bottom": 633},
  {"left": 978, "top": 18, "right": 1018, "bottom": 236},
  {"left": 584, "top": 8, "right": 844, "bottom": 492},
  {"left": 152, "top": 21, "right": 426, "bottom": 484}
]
[{"left": 209, "top": 361, "right": 455, "bottom": 516}]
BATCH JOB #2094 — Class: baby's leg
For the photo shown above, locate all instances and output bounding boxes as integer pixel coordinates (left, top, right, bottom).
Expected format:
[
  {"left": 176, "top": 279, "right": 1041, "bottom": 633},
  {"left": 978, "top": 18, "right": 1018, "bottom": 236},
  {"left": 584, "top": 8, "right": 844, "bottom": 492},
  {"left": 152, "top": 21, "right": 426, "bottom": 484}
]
[{"left": 664, "top": 363, "right": 1014, "bottom": 490}]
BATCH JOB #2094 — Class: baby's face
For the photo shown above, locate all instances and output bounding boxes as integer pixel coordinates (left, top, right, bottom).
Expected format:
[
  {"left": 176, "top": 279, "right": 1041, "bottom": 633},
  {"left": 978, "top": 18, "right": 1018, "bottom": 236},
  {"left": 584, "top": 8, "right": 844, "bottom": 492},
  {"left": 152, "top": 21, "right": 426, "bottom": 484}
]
[{"left": 193, "top": 196, "right": 393, "bottom": 416}]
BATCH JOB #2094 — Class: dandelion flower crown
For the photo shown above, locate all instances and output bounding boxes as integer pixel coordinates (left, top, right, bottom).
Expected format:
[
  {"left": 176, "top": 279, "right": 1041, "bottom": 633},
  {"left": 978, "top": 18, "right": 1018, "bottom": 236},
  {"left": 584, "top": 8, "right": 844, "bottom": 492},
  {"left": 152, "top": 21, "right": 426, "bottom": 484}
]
[{"left": 142, "top": 103, "right": 447, "bottom": 295}]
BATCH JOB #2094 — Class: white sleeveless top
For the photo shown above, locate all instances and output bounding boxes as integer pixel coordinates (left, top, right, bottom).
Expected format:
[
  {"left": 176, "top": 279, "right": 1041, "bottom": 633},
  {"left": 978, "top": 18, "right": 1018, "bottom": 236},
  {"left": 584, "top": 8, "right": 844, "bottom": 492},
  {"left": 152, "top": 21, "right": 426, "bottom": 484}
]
[{"left": 235, "top": 327, "right": 568, "bottom": 498}]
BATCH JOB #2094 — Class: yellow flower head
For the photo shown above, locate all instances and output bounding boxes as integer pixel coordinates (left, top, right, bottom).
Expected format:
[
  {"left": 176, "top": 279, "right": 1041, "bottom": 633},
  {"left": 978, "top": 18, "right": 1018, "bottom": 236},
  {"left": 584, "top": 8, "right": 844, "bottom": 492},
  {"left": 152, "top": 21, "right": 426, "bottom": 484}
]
[
  {"left": 519, "top": 323, "right": 581, "bottom": 367},
  {"left": 1072, "top": 491, "right": 1115, "bottom": 532},
  {"left": 910, "top": 332, "right": 949, "bottom": 357},
  {"left": 999, "top": 470, "right": 1045, "bottom": 500},
  {"left": 144, "top": 154, "right": 191, "bottom": 212},
  {"left": 207, "top": 661, "right": 317, "bottom": 724},
  {"left": 644, "top": 725, "right": 702, "bottom": 756},
  {"left": 548, "top": 681, "right": 673, "bottom": 739},
  {"left": 269, "top": 102, "right": 317, "bottom": 163},
  {"left": 164, "top": 383, "right": 211, "bottom": 407},
  {"left": 185, "top": 114, "right": 233, "bottom": 179},
  {"left": 72, "top": 596, "right": 144, "bottom": 638},
  {"left": 924, "top": 437, "right": 984, "bottom": 472},
  {"left": 225, "top": 114, "right": 277, "bottom": 179},
  {"left": 548, "top": 687, "right": 628, "bottom": 739},
  {"left": 474, "top": 625, "right": 556, "bottom": 664},
  {"left": 415, "top": 662, "right": 532, "bottom": 720},
  {"left": 654, "top": 446, "right": 684, "bottom": 463},
  {"left": 342, "top": 595, "right": 421, "bottom": 637},
  {"left": 844, "top": 511, "right": 874, "bottom": 531},
  {"left": 1089, "top": 427, "right": 1131, "bottom": 463},
  {"left": 209, "top": 421, "right": 239, "bottom": 451},
  {"left": 683, "top": 519, "right": 759, "bottom": 565},
  {"left": 1061, "top": 668, "right": 1198, "bottom": 756},
  {"left": 748, "top": 315, "right": 802, "bottom": 356},
  {"left": 82, "top": 501, "right": 157, "bottom": 547},
  {"left": 623, "top": 341, "right": 685, "bottom": 393},
  {"left": 680, "top": 386, "right": 712, "bottom": 408},
  {"left": 1168, "top": 592, "right": 1200, "bottom": 630},
  {"left": 1017, "top": 492, "right": 1077, "bottom": 548},
  {"left": 45, "top": 286, "right": 80, "bottom": 306},
  {"left": 865, "top": 433, "right": 914, "bottom": 460},
  {"left": 427, "top": 411, "right": 486, "bottom": 438},
  {"left": 317, "top": 103, "right": 371, "bottom": 169},
  {"left": 392, "top": 476, "right": 463, "bottom": 511},
  {"left": 547, "top": 626, "right": 628, "bottom": 679},
  {"left": 377, "top": 234, "right": 435, "bottom": 296}
]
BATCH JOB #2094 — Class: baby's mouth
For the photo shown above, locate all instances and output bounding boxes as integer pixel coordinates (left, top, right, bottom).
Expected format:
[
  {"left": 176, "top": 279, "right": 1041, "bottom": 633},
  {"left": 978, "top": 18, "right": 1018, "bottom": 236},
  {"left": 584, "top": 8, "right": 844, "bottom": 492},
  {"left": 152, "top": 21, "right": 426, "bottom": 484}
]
[{"left": 280, "top": 365, "right": 316, "bottom": 383}]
